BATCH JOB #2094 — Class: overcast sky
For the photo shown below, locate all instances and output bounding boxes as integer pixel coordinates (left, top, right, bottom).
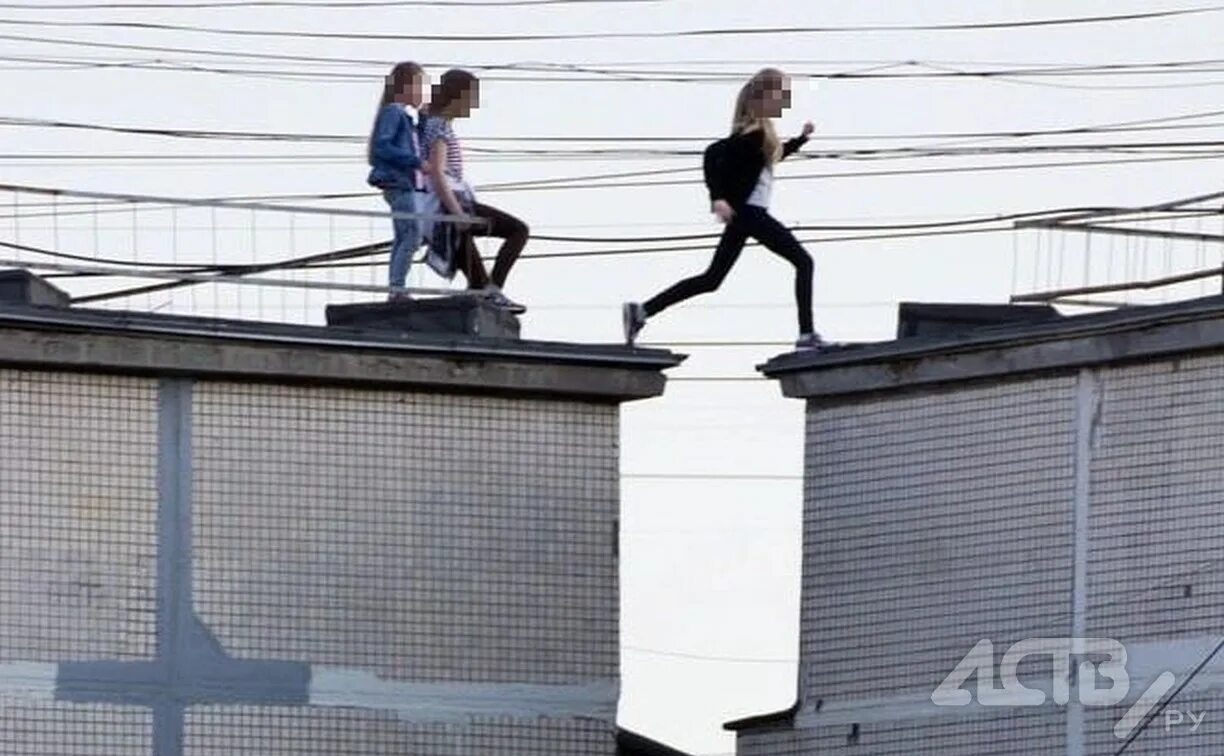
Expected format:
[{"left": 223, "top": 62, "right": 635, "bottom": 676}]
[{"left": 3, "top": 1, "right": 1224, "bottom": 753}]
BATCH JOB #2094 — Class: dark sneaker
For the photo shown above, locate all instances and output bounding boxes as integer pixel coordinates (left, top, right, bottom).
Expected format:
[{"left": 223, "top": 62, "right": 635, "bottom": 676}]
[
  {"left": 387, "top": 290, "right": 412, "bottom": 303},
  {"left": 486, "top": 288, "right": 527, "bottom": 315},
  {"left": 622, "top": 302, "right": 647, "bottom": 345}
]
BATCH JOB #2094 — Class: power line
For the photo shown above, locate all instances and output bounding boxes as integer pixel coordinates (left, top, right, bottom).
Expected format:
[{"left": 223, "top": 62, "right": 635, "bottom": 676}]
[
  {"left": 0, "top": 30, "right": 398, "bottom": 65},
  {"left": 2, "top": 140, "right": 1223, "bottom": 169},
  {"left": 0, "top": 180, "right": 1114, "bottom": 240},
  {"left": 0, "top": 248, "right": 476, "bottom": 302},
  {"left": 916, "top": 60, "right": 1224, "bottom": 92},
  {"left": 4, "top": 122, "right": 1224, "bottom": 177},
  {"left": 456, "top": 138, "right": 1224, "bottom": 160},
  {"left": 478, "top": 152, "right": 1224, "bottom": 192},
  {"left": 0, "top": 115, "right": 359, "bottom": 143},
  {"left": 530, "top": 208, "right": 1115, "bottom": 242},
  {"left": 0, "top": 182, "right": 478, "bottom": 223},
  {"left": 291, "top": 227, "right": 1013, "bottom": 268},
  {"left": 624, "top": 473, "right": 802, "bottom": 481},
  {"left": 9, "top": 44, "right": 1224, "bottom": 74},
  {"left": 11, "top": 51, "right": 1224, "bottom": 88},
  {"left": 0, "top": 238, "right": 229, "bottom": 269},
  {"left": 0, "top": 183, "right": 1199, "bottom": 301},
  {"left": 2, "top": 146, "right": 1223, "bottom": 192},
  {"left": 0, "top": 189, "right": 368, "bottom": 221},
  {"left": 0, "top": 0, "right": 658, "bottom": 7},
  {"left": 622, "top": 645, "right": 796, "bottom": 664},
  {"left": 4, "top": 226, "right": 1020, "bottom": 305},
  {"left": 4, "top": 107, "right": 1224, "bottom": 146},
  {"left": 641, "top": 341, "right": 791, "bottom": 348},
  {"left": 1, "top": 6, "right": 1221, "bottom": 44},
  {"left": 0, "top": 218, "right": 1015, "bottom": 273},
  {"left": 4, "top": 26, "right": 1224, "bottom": 86}
]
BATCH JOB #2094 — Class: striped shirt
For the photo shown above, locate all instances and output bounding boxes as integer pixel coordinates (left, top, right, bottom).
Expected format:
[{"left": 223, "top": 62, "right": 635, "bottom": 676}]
[{"left": 421, "top": 116, "right": 464, "bottom": 181}]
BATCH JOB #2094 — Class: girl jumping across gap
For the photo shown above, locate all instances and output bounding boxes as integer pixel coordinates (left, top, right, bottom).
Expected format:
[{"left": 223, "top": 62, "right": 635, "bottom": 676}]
[
  {"left": 622, "top": 68, "right": 823, "bottom": 350},
  {"left": 419, "top": 69, "right": 529, "bottom": 314},
  {"left": 367, "top": 61, "right": 428, "bottom": 301}
]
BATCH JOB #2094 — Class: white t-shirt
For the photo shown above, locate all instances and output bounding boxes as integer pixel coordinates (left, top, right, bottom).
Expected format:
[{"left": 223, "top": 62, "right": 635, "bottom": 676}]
[
  {"left": 401, "top": 104, "right": 424, "bottom": 191},
  {"left": 747, "top": 167, "right": 773, "bottom": 208}
]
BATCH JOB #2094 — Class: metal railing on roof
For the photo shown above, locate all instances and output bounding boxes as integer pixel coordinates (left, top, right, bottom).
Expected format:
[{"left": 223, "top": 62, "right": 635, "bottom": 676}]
[
  {"left": 1009, "top": 189, "right": 1224, "bottom": 308},
  {"left": 0, "top": 182, "right": 485, "bottom": 322}
]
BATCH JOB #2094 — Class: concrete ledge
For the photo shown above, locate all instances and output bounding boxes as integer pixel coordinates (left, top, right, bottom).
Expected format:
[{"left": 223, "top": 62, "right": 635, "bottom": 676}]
[
  {"left": 325, "top": 296, "right": 521, "bottom": 340},
  {"left": 895, "top": 302, "right": 1061, "bottom": 339},
  {"left": 0, "top": 306, "right": 683, "bottom": 402},
  {"left": 0, "top": 269, "right": 70, "bottom": 307},
  {"left": 724, "top": 699, "right": 800, "bottom": 732},
  {"left": 760, "top": 296, "right": 1224, "bottom": 399},
  {"left": 616, "top": 728, "right": 695, "bottom": 755}
]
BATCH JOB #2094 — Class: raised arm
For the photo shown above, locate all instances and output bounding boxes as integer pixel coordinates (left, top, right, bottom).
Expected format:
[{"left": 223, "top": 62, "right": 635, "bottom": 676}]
[{"left": 781, "top": 120, "right": 815, "bottom": 161}]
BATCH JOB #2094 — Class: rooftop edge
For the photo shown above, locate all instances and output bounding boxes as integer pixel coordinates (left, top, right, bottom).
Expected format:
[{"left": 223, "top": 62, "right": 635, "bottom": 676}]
[
  {"left": 0, "top": 304, "right": 685, "bottom": 402},
  {"left": 723, "top": 699, "right": 801, "bottom": 732},
  {"left": 758, "top": 295, "right": 1224, "bottom": 399}
]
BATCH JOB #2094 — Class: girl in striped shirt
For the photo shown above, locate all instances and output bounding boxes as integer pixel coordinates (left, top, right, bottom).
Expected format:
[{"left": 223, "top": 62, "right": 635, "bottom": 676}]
[{"left": 421, "top": 69, "right": 529, "bottom": 314}]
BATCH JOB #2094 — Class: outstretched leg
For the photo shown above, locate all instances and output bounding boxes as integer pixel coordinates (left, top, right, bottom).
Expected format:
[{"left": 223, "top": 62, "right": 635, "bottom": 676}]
[{"left": 642, "top": 221, "right": 749, "bottom": 319}]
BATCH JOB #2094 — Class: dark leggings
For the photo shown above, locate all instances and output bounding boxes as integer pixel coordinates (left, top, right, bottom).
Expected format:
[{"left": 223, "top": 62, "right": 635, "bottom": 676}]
[
  {"left": 457, "top": 202, "right": 529, "bottom": 290},
  {"left": 643, "top": 205, "right": 814, "bottom": 334}
]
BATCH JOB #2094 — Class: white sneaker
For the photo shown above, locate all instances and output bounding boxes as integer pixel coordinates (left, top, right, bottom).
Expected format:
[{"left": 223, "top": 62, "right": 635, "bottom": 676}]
[
  {"left": 795, "top": 332, "right": 827, "bottom": 351},
  {"left": 622, "top": 302, "right": 647, "bottom": 345}
]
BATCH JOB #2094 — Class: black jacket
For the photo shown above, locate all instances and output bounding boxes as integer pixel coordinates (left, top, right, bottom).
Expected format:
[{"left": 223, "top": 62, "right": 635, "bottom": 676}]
[{"left": 703, "top": 129, "right": 808, "bottom": 209}]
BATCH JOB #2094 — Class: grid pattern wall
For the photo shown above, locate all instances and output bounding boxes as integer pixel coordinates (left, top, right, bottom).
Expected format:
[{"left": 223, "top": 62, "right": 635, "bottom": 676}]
[
  {"left": 1082, "top": 354, "right": 1224, "bottom": 753},
  {"left": 738, "top": 709, "right": 1065, "bottom": 756},
  {"left": 0, "top": 703, "right": 152, "bottom": 755},
  {"left": 191, "top": 382, "right": 619, "bottom": 684},
  {"left": 0, "top": 370, "right": 158, "bottom": 662},
  {"left": 800, "top": 377, "right": 1078, "bottom": 702},
  {"left": 1088, "top": 355, "right": 1224, "bottom": 640},
  {"left": 184, "top": 706, "right": 616, "bottom": 755}
]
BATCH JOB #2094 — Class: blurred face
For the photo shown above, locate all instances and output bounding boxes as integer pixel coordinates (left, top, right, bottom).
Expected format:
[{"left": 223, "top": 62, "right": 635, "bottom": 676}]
[
  {"left": 399, "top": 72, "right": 428, "bottom": 107},
  {"left": 455, "top": 83, "right": 480, "bottom": 118},
  {"left": 395, "top": 72, "right": 426, "bottom": 107},
  {"left": 406, "top": 73, "right": 427, "bottom": 108},
  {"left": 757, "top": 76, "right": 791, "bottom": 118}
]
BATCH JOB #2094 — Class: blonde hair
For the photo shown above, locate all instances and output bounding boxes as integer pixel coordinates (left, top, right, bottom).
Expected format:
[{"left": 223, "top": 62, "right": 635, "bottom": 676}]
[{"left": 730, "top": 68, "right": 787, "bottom": 165}]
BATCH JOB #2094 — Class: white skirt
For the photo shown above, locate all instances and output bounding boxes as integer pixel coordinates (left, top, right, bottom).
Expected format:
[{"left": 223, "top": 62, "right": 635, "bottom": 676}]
[{"left": 419, "top": 175, "right": 476, "bottom": 280}]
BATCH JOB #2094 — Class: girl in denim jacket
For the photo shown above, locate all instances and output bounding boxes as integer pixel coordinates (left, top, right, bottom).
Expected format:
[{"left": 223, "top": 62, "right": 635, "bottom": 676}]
[{"left": 367, "top": 61, "right": 428, "bottom": 300}]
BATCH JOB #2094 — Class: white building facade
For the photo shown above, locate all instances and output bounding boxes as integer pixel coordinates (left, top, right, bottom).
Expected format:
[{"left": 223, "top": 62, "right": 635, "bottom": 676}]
[
  {"left": 733, "top": 298, "right": 1224, "bottom": 755},
  {"left": 0, "top": 302, "right": 679, "bottom": 755}
]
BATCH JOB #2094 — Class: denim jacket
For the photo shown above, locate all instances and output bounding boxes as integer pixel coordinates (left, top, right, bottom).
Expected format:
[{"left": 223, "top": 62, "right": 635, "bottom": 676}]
[{"left": 367, "top": 104, "right": 423, "bottom": 190}]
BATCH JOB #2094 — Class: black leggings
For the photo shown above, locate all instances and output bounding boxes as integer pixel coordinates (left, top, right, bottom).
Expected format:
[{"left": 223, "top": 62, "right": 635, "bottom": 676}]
[
  {"left": 457, "top": 202, "right": 529, "bottom": 290},
  {"left": 643, "top": 205, "right": 814, "bottom": 334}
]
